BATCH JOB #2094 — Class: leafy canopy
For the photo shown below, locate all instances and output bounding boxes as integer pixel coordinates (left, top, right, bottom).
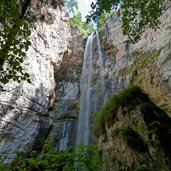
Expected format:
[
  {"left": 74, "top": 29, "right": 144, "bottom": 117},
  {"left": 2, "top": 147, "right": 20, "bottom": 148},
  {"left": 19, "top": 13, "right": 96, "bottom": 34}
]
[
  {"left": 0, "top": 0, "right": 31, "bottom": 84},
  {"left": 65, "top": 0, "right": 78, "bottom": 17},
  {"left": 65, "top": 0, "right": 95, "bottom": 36},
  {"left": 0, "top": 139, "right": 104, "bottom": 171},
  {"left": 88, "top": 0, "right": 165, "bottom": 43}
]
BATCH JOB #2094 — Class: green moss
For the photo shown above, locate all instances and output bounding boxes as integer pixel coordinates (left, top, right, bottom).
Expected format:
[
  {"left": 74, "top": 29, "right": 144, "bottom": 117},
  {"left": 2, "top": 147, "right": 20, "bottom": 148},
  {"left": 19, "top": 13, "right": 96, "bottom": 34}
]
[
  {"left": 105, "top": 42, "right": 115, "bottom": 50},
  {"left": 134, "top": 123, "right": 146, "bottom": 133},
  {"left": 93, "top": 83, "right": 171, "bottom": 167},
  {"left": 111, "top": 127, "right": 121, "bottom": 137},
  {"left": 140, "top": 101, "right": 171, "bottom": 161},
  {"left": 131, "top": 50, "right": 159, "bottom": 62},
  {"left": 93, "top": 111, "right": 106, "bottom": 137},
  {"left": 93, "top": 86, "right": 148, "bottom": 137},
  {"left": 119, "top": 128, "right": 148, "bottom": 152}
]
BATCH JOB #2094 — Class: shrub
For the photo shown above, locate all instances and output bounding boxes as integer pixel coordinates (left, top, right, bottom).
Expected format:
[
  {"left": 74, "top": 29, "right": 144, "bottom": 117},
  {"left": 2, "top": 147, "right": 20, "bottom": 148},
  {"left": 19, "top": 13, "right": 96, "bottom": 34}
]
[{"left": 0, "top": 139, "right": 104, "bottom": 171}]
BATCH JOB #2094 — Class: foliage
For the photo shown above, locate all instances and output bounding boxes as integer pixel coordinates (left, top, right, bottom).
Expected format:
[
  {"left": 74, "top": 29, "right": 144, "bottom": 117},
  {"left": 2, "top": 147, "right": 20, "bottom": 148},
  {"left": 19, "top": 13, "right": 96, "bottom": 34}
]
[
  {"left": 119, "top": 128, "right": 148, "bottom": 152},
  {"left": 140, "top": 101, "right": 171, "bottom": 159},
  {"left": 69, "top": 12, "right": 87, "bottom": 37},
  {"left": 66, "top": 0, "right": 95, "bottom": 36},
  {"left": 97, "top": 12, "right": 110, "bottom": 28},
  {"left": 0, "top": 0, "right": 31, "bottom": 84},
  {"left": 69, "top": 12, "right": 95, "bottom": 37},
  {"left": 0, "top": 151, "right": 11, "bottom": 171},
  {"left": 0, "top": 0, "right": 67, "bottom": 84},
  {"left": 88, "top": 0, "right": 165, "bottom": 43},
  {"left": 0, "top": 139, "right": 104, "bottom": 171},
  {"left": 65, "top": 0, "right": 78, "bottom": 17},
  {"left": 93, "top": 85, "right": 171, "bottom": 169},
  {"left": 74, "top": 144, "right": 103, "bottom": 171},
  {"left": 93, "top": 86, "right": 147, "bottom": 137},
  {"left": 83, "top": 21, "right": 95, "bottom": 35}
]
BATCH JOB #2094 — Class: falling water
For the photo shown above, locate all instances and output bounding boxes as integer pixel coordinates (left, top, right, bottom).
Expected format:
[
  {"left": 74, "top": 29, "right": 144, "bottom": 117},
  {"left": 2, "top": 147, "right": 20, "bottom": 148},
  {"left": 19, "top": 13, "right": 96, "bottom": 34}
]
[
  {"left": 96, "top": 31, "right": 105, "bottom": 105},
  {"left": 76, "top": 33, "right": 94, "bottom": 145},
  {"left": 59, "top": 121, "right": 70, "bottom": 151}
]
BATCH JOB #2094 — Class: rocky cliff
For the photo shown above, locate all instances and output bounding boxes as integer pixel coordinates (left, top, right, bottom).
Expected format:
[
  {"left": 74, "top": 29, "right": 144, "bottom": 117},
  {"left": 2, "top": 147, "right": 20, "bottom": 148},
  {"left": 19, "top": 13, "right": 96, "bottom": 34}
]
[
  {"left": 49, "top": 26, "right": 85, "bottom": 150},
  {"left": 93, "top": 1, "right": 171, "bottom": 170},
  {"left": 100, "top": 2, "right": 171, "bottom": 114},
  {"left": 0, "top": 2, "right": 71, "bottom": 162},
  {"left": 0, "top": 0, "right": 171, "bottom": 168}
]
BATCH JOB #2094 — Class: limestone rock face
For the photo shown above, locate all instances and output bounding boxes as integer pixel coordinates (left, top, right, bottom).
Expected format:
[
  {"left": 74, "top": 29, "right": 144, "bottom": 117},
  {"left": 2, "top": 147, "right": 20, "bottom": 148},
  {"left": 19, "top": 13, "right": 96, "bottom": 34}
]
[
  {"left": 0, "top": 4, "right": 71, "bottom": 162},
  {"left": 97, "top": 87, "right": 171, "bottom": 170},
  {"left": 94, "top": 1, "right": 171, "bottom": 170},
  {"left": 1, "top": 0, "right": 171, "bottom": 166},
  {"left": 49, "top": 27, "right": 85, "bottom": 150},
  {"left": 99, "top": 2, "right": 171, "bottom": 114}
]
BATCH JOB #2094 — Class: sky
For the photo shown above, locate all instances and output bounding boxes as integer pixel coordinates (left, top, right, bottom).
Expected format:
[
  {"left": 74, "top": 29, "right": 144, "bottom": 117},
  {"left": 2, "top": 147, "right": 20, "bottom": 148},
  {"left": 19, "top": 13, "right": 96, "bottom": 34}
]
[{"left": 77, "top": 0, "right": 95, "bottom": 21}]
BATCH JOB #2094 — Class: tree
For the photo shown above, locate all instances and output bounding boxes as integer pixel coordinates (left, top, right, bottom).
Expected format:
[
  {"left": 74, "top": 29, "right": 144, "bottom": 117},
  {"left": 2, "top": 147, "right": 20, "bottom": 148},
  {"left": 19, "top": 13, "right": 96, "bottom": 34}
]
[
  {"left": 0, "top": 0, "right": 31, "bottom": 84},
  {"left": 0, "top": 0, "right": 65, "bottom": 84},
  {"left": 0, "top": 139, "right": 104, "bottom": 171},
  {"left": 65, "top": 0, "right": 78, "bottom": 17},
  {"left": 66, "top": 0, "right": 95, "bottom": 36},
  {"left": 88, "top": 0, "right": 165, "bottom": 43},
  {"left": 83, "top": 21, "right": 95, "bottom": 35}
]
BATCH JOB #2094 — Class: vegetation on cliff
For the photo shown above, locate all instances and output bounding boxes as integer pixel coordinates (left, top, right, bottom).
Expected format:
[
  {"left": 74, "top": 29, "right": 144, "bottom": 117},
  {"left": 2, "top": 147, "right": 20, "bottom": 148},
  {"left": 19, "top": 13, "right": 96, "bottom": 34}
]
[
  {"left": 0, "top": 0, "right": 167, "bottom": 83},
  {"left": 93, "top": 85, "right": 171, "bottom": 170},
  {"left": 93, "top": 86, "right": 144, "bottom": 137},
  {"left": 0, "top": 0, "right": 67, "bottom": 84},
  {"left": 66, "top": 0, "right": 95, "bottom": 37},
  {"left": 88, "top": 0, "right": 165, "bottom": 43}
]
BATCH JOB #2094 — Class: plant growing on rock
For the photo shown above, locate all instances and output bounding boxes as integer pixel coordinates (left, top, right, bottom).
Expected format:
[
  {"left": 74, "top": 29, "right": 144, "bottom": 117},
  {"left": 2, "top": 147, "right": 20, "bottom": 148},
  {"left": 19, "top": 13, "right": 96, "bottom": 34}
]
[
  {"left": 119, "top": 128, "right": 148, "bottom": 152},
  {"left": 0, "top": 139, "right": 105, "bottom": 171},
  {"left": 93, "top": 85, "right": 171, "bottom": 170},
  {"left": 88, "top": 0, "right": 165, "bottom": 43},
  {"left": 93, "top": 86, "right": 145, "bottom": 137}
]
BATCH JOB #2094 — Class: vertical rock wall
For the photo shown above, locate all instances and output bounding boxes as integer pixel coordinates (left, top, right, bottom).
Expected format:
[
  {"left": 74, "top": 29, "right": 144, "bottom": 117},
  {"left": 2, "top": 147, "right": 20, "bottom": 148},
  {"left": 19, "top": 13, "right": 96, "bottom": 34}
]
[
  {"left": 0, "top": 3, "right": 71, "bottom": 162},
  {"left": 49, "top": 27, "right": 85, "bottom": 150},
  {"left": 100, "top": 2, "right": 171, "bottom": 114},
  {"left": 0, "top": 0, "right": 171, "bottom": 165},
  {"left": 94, "top": 1, "right": 171, "bottom": 170}
]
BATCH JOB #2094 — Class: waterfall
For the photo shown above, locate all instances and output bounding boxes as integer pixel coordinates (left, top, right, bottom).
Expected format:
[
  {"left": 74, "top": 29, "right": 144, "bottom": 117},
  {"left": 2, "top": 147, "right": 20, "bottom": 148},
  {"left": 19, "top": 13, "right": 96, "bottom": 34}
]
[
  {"left": 76, "top": 33, "right": 94, "bottom": 145},
  {"left": 76, "top": 31, "right": 106, "bottom": 145},
  {"left": 59, "top": 121, "right": 70, "bottom": 151},
  {"left": 96, "top": 31, "right": 105, "bottom": 105}
]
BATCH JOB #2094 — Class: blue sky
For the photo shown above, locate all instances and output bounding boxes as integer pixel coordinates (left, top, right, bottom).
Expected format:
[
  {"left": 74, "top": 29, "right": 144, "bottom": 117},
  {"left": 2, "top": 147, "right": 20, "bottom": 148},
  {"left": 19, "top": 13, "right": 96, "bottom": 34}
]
[{"left": 77, "top": 0, "right": 95, "bottom": 21}]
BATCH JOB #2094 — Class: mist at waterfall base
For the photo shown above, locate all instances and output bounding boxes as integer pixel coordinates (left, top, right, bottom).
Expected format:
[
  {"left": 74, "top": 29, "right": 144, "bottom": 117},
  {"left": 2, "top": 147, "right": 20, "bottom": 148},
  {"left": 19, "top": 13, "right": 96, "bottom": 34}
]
[{"left": 76, "top": 31, "right": 105, "bottom": 145}]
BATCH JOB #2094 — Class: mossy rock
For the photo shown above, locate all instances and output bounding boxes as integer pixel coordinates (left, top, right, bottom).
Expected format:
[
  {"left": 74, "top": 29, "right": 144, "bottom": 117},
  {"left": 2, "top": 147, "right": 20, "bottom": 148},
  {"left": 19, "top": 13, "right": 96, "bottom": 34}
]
[{"left": 94, "top": 85, "right": 171, "bottom": 170}]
